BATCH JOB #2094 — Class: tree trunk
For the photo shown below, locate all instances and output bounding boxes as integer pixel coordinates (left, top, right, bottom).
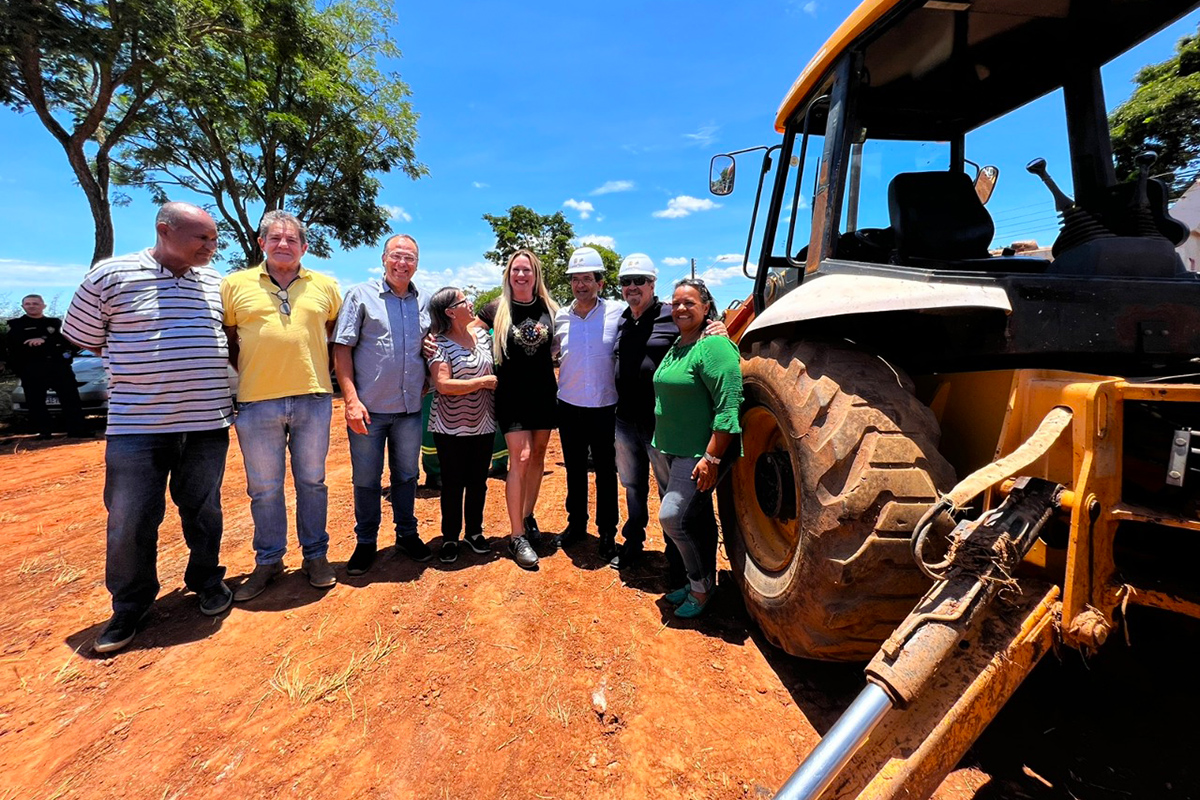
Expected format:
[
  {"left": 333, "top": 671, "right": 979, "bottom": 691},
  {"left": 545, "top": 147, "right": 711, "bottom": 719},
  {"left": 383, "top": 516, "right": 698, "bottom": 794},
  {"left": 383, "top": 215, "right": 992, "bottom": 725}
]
[{"left": 62, "top": 138, "right": 115, "bottom": 266}]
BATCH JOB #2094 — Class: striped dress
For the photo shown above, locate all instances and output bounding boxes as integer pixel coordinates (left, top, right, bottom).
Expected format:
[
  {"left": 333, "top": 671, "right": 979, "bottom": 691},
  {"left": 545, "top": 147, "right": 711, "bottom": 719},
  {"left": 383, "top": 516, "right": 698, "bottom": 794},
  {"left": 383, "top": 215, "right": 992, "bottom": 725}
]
[
  {"left": 62, "top": 248, "right": 234, "bottom": 436},
  {"left": 428, "top": 328, "right": 496, "bottom": 436}
]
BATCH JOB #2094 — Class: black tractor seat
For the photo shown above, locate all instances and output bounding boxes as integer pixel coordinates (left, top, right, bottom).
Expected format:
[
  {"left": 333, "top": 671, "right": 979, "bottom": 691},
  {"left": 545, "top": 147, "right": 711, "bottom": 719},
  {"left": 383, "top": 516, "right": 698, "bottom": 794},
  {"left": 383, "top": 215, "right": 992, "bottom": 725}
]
[{"left": 887, "top": 171, "right": 1050, "bottom": 273}]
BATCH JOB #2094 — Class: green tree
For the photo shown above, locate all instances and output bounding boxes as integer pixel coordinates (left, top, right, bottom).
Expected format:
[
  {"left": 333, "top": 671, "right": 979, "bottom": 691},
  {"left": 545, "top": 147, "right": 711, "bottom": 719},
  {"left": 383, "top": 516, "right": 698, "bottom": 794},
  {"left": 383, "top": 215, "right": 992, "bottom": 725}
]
[
  {"left": 483, "top": 205, "right": 576, "bottom": 301},
  {"left": 114, "top": 0, "right": 426, "bottom": 267},
  {"left": 0, "top": 0, "right": 233, "bottom": 264},
  {"left": 1110, "top": 25, "right": 1200, "bottom": 198},
  {"left": 473, "top": 285, "right": 501, "bottom": 314}
]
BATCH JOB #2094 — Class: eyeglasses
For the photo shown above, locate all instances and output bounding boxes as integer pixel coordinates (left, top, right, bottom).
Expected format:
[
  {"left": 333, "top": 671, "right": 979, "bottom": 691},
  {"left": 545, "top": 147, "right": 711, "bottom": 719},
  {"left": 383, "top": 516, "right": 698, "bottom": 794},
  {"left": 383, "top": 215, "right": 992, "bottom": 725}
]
[
  {"left": 272, "top": 288, "right": 291, "bottom": 316},
  {"left": 448, "top": 299, "right": 470, "bottom": 310},
  {"left": 386, "top": 252, "right": 418, "bottom": 264},
  {"left": 619, "top": 276, "right": 651, "bottom": 287}
]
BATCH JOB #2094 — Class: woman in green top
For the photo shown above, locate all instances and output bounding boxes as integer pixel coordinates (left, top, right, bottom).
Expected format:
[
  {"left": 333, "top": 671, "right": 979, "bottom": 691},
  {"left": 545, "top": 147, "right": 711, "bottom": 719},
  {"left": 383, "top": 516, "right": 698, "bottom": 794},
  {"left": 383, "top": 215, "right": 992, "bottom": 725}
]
[{"left": 652, "top": 278, "right": 743, "bottom": 618}]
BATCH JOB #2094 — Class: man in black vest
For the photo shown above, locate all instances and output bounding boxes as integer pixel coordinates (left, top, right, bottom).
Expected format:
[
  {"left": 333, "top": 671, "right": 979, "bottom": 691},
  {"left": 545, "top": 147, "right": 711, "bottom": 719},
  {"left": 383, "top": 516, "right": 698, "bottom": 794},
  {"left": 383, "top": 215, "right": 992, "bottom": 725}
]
[{"left": 6, "top": 294, "right": 86, "bottom": 439}]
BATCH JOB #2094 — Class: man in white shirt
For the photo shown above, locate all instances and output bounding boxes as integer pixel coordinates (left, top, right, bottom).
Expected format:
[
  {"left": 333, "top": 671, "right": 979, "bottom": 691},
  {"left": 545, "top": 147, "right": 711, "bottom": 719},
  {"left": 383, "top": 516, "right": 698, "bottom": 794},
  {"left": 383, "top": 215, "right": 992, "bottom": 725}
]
[{"left": 553, "top": 247, "right": 625, "bottom": 559}]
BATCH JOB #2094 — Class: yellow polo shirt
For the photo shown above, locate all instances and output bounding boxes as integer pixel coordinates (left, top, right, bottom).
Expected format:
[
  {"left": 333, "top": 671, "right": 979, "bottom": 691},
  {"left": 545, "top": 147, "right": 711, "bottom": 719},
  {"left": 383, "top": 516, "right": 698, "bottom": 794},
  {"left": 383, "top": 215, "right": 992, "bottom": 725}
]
[{"left": 221, "top": 264, "right": 342, "bottom": 402}]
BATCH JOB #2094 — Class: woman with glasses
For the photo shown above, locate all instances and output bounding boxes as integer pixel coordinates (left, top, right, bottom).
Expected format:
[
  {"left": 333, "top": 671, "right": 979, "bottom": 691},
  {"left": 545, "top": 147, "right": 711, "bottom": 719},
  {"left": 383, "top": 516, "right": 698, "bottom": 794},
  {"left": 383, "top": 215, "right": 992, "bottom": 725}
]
[
  {"left": 427, "top": 287, "right": 498, "bottom": 563},
  {"left": 652, "top": 278, "right": 742, "bottom": 618},
  {"left": 491, "top": 249, "right": 559, "bottom": 570}
]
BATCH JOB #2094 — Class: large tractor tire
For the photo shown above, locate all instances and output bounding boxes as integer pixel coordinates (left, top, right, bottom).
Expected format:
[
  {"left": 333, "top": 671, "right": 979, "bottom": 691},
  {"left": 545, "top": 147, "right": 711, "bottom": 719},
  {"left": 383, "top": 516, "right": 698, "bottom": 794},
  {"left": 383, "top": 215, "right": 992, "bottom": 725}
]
[{"left": 717, "top": 340, "right": 956, "bottom": 661}]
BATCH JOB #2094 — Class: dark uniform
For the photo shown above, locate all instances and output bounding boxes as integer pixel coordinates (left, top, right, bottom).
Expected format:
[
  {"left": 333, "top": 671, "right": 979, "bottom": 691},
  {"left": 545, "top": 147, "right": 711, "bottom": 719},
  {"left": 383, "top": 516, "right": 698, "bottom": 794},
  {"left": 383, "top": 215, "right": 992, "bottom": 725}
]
[{"left": 5, "top": 314, "right": 86, "bottom": 437}]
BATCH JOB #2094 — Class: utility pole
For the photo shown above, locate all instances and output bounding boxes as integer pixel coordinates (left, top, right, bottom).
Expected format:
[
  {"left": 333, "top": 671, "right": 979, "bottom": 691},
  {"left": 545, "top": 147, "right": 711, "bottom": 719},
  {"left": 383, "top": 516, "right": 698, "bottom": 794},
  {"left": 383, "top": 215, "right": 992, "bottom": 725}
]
[{"left": 690, "top": 258, "right": 696, "bottom": 279}]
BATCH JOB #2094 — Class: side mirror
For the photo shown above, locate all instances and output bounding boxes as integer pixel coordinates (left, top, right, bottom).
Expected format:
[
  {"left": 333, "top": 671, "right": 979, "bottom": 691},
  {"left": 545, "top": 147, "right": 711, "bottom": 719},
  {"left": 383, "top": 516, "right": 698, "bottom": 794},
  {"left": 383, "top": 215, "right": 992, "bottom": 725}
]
[
  {"left": 709, "top": 154, "right": 736, "bottom": 196},
  {"left": 974, "top": 165, "right": 999, "bottom": 205}
]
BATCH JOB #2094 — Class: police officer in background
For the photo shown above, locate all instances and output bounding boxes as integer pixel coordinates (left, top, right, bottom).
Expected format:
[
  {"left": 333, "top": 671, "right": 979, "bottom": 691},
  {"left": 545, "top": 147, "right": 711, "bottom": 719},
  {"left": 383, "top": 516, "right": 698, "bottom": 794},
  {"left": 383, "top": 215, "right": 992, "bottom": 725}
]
[{"left": 6, "top": 294, "right": 86, "bottom": 439}]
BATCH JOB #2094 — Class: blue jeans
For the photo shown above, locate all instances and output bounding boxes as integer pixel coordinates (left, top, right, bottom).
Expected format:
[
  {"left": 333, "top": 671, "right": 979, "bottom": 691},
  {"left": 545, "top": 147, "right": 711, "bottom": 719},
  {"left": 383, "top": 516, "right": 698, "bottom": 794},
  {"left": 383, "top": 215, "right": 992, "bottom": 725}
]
[
  {"left": 235, "top": 394, "right": 332, "bottom": 564},
  {"left": 104, "top": 428, "right": 229, "bottom": 614},
  {"left": 347, "top": 410, "right": 422, "bottom": 543},
  {"left": 659, "top": 454, "right": 734, "bottom": 595},
  {"left": 614, "top": 415, "right": 669, "bottom": 547}
]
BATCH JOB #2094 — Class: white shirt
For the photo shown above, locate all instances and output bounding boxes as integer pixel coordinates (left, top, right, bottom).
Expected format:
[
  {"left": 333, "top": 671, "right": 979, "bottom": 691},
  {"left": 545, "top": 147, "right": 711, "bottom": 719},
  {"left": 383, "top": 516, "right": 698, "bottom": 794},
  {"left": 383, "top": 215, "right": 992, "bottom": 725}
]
[
  {"left": 62, "top": 248, "right": 234, "bottom": 436},
  {"left": 554, "top": 297, "right": 623, "bottom": 408}
]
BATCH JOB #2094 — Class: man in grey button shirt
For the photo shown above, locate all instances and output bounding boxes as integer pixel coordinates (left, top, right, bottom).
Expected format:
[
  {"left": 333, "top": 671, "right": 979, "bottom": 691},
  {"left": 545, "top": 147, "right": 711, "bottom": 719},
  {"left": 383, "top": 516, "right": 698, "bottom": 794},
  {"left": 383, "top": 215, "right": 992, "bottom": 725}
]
[{"left": 333, "top": 233, "right": 432, "bottom": 576}]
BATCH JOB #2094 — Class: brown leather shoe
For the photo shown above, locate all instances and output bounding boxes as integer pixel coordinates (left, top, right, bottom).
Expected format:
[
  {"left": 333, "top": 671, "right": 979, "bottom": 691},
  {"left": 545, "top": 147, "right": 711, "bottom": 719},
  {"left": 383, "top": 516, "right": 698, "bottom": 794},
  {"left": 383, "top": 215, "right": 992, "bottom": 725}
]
[
  {"left": 233, "top": 561, "right": 284, "bottom": 602},
  {"left": 302, "top": 556, "right": 337, "bottom": 589}
]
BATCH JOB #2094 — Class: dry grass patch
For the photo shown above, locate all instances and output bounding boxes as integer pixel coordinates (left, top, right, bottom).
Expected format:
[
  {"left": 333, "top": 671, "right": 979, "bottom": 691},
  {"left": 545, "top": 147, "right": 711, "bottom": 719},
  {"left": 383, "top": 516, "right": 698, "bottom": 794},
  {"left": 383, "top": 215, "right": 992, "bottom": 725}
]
[
  {"left": 269, "top": 625, "right": 398, "bottom": 705},
  {"left": 17, "top": 552, "right": 85, "bottom": 585}
]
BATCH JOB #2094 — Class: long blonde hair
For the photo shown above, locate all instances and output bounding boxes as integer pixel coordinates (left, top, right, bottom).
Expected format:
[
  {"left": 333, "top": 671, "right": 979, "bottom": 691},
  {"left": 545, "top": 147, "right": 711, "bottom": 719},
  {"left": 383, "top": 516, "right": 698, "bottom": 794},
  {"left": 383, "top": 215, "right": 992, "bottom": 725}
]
[{"left": 493, "top": 249, "right": 559, "bottom": 365}]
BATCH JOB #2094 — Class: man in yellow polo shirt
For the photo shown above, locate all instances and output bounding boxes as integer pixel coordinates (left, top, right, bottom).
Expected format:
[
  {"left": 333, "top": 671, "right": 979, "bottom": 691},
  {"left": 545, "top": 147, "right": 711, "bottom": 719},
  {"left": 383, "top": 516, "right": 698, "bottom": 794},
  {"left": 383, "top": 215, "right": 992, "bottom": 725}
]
[{"left": 221, "top": 210, "right": 342, "bottom": 601}]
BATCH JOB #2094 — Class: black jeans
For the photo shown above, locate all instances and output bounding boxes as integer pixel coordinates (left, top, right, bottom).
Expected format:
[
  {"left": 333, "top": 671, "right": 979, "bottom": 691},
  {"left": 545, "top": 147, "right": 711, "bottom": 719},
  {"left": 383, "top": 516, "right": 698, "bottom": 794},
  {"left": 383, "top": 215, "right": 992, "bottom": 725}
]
[
  {"left": 557, "top": 401, "right": 618, "bottom": 536},
  {"left": 22, "top": 365, "right": 84, "bottom": 436},
  {"left": 104, "top": 428, "right": 229, "bottom": 614},
  {"left": 433, "top": 432, "right": 493, "bottom": 540}
]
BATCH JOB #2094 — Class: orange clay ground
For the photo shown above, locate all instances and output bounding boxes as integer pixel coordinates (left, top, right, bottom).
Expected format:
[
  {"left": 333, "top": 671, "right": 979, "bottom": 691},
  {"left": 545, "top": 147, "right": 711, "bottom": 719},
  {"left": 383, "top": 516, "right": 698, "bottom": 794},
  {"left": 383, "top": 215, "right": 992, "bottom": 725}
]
[{"left": 1, "top": 399, "right": 1197, "bottom": 799}]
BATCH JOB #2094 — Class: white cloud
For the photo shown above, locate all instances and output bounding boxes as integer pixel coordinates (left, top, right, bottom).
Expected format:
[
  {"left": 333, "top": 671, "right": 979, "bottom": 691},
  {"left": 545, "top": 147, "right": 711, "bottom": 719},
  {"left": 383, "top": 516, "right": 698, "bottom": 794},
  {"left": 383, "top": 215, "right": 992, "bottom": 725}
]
[
  {"left": 421, "top": 261, "right": 506, "bottom": 291},
  {"left": 577, "top": 234, "right": 616, "bottom": 250},
  {"left": 381, "top": 205, "right": 413, "bottom": 223},
  {"left": 695, "top": 264, "right": 748, "bottom": 286},
  {"left": 696, "top": 253, "right": 758, "bottom": 285},
  {"left": 563, "top": 198, "right": 594, "bottom": 220},
  {"left": 684, "top": 124, "right": 719, "bottom": 148},
  {"left": 661, "top": 257, "right": 689, "bottom": 267},
  {"left": 0, "top": 259, "right": 90, "bottom": 300},
  {"left": 368, "top": 266, "right": 383, "bottom": 275},
  {"left": 652, "top": 195, "right": 720, "bottom": 219},
  {"left": 472, "top": 181, "right": 489, "bottom": 189},
  {"left": 590, "top": 180, "right": 635, "bottom": 195},
  {"left": 803, "top": 1, "right": 818, "bottom": 16}
]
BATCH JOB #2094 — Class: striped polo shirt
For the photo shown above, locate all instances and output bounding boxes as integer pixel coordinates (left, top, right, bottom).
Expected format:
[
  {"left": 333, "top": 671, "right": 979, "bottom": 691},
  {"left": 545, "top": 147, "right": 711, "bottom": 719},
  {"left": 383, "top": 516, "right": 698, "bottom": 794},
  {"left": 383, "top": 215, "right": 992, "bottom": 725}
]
[
  {"left": 428, "top": 329, "right": 496, "bottom": 436},
  {"left": 62, "top": 248, "right": 234, "bottom": 436}
]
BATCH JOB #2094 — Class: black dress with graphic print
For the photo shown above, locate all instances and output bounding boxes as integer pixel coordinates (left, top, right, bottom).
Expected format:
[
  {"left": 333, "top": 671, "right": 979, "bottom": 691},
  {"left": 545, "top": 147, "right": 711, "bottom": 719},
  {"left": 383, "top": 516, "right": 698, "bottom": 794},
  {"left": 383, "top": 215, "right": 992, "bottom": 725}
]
[{"left": 494, "top": 297, "right": 558, "bottom": 433}]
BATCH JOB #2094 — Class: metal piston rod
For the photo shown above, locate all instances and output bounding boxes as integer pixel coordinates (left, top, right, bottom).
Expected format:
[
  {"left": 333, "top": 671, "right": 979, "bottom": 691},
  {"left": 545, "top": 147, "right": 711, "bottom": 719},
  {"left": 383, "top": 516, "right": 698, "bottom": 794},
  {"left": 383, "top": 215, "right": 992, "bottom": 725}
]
[{"left": 774, "top": 477, "right": 1065, "bottom": 800}]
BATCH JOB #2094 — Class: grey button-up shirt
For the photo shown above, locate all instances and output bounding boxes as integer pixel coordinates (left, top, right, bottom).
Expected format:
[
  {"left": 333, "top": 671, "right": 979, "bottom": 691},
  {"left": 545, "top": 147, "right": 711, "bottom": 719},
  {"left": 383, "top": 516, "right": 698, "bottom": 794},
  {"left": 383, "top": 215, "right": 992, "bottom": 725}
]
[{"left": 333, "top": 278, "right": 430, "bottom": 414}]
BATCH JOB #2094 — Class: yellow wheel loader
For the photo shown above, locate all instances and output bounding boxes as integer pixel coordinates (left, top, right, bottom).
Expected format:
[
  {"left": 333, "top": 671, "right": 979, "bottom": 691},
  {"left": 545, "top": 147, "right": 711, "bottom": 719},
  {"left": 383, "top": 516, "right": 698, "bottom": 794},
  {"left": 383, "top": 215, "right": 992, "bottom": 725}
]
[{"left": 709, "top": 2, "right": 1200, "bottom": 797}]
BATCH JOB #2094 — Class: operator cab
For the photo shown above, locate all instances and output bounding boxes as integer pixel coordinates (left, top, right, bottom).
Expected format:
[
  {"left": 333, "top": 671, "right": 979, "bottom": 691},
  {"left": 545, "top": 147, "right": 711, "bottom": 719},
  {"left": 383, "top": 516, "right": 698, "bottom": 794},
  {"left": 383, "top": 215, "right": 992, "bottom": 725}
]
[{"left": 712, "top": 0, "right": 1197, "bottom": 313}]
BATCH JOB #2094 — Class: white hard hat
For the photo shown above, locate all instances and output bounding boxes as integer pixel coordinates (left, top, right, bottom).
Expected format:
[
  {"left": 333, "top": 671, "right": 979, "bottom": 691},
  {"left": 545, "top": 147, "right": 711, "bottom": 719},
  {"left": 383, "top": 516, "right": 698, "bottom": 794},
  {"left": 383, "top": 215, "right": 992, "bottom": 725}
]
[
  {"left": 618, "top": 253, "right": 657, "bottom": 279},
  {"left": 566, "top": 246, "right": 604, "bottom": 274}
]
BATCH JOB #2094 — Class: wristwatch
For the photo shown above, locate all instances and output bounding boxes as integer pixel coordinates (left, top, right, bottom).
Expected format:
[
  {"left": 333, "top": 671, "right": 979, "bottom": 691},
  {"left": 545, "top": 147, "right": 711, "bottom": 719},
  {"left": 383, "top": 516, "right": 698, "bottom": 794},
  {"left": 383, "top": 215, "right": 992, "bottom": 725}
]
[{"left": 703, "top": 452, "right": 721, "bottom": 465}]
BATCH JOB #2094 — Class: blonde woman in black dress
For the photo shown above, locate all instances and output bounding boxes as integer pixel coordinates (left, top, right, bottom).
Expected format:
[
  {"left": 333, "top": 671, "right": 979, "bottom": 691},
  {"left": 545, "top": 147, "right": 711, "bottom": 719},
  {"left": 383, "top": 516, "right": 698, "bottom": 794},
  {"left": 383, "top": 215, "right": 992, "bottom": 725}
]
[{"left": 492, "top": 249, "right": 559, "bottom": 570}]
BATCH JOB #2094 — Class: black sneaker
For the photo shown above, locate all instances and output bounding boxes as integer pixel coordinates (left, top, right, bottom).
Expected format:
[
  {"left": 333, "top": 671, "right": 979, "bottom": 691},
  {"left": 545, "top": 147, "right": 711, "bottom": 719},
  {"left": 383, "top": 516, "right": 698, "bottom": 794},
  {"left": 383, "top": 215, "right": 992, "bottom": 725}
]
[
  {"left": 555, "top": 527, "right": 584, "bottom": 549},
  {"left": 93, "top": 608, "right": 150, "bottom": 654},
  {"left": 198, "top": 581, "right": 233, "bottom": 616},
  {"left": 346, "top": 543, "right": 378, "bottom": 575},
  {"left": 599, "top": 533, "right": 618, "bottom": 562},
  {"left": 464, "top": 533, "right": 490, "bottom": 554},
  {"left": 523, "top": 515, "right": 542, "bottom": 547},
  {"left": 610, "top": 542, "right": 644, "bottom": 570},
  {"left": 396, "top": 535, "right": 433, "bottom": 562},
  {"left": 439, "top": 540, "right": 460, "bottom": 564},
  {"left": 509, "top": 535, "right": 539, "bottom": 570}
]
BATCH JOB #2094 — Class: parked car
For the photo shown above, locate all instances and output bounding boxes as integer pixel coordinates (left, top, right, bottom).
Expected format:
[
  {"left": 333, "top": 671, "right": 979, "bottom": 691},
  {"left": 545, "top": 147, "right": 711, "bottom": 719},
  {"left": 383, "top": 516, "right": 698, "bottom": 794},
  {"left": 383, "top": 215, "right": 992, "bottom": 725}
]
[
  {"left": 10, "top": 356, "right": 239, "bottom": 417},
  {"left": 10, "top": 354, "right": 108, "bottom": 415}
]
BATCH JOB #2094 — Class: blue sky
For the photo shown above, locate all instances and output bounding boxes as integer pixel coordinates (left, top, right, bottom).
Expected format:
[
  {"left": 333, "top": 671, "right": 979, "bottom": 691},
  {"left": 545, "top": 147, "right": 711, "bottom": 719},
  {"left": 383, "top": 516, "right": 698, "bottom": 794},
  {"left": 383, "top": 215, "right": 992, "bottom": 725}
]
[{"left": 2, "top": 1, "right": 1198, "bottom": 314}]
